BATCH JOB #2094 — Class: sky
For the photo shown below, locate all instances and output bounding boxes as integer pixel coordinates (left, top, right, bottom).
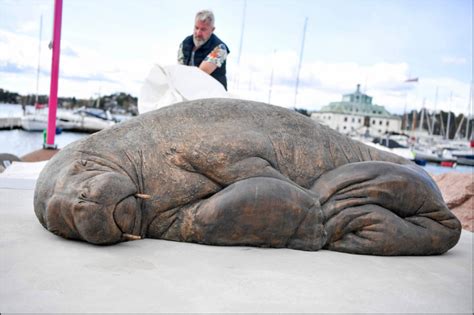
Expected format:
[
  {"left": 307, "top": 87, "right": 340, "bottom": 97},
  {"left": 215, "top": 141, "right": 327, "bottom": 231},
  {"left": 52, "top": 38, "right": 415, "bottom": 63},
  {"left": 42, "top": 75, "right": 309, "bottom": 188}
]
[{"left": 0, "top": 0, "right": 472, "bottom": 115}]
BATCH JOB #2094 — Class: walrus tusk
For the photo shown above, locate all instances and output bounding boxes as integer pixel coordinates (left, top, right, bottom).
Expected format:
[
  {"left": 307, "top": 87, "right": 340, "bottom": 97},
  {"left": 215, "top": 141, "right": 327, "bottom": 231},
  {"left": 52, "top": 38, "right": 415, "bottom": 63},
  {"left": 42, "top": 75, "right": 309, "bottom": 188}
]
[
  {"left": 135, "top": 193, "right": 151, "bottom": 199},
  {"left": 122, "top": 233, "right": 141, "bottom": 241}
]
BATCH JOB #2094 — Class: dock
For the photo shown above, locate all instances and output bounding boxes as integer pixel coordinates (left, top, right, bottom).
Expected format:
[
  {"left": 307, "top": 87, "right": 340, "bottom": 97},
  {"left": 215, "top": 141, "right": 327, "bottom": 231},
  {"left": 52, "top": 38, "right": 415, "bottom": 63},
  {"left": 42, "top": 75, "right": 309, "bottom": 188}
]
[
  {"left": 0, "top": 117, "right": 21, "bottom": 130},
  {"left": 0, "top": 161, "right": 472, "bottom": 313}
]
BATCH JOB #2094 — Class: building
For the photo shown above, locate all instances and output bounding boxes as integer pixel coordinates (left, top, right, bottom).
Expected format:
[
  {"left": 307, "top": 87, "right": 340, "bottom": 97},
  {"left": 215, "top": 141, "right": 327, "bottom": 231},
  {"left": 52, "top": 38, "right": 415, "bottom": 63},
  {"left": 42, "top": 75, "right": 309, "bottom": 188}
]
[{"left": 311, "top": 84, "right": 402, "bottom": 136}]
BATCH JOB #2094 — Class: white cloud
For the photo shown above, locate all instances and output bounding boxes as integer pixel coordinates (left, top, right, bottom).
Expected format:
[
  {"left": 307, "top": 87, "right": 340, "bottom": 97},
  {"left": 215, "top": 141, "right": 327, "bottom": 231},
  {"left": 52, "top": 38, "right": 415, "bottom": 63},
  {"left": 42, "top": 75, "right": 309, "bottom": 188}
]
[
  {"left": 0, "top": 30, "right": 46, "bottom": 69},
  {"left": 226, "top": 51, "right": 471, "bottom": 116},
  {"left": 0, "top": 29, "right": 471, "bottom": 117},
  {"left": 0, "top": 29, "right": 155, "bottom": 97},
  {"left": 442, "top": 56, "right": 467, "bottom": 65},
  {"left": 17, "top": 20, "right": 37, "bottom": 33}
]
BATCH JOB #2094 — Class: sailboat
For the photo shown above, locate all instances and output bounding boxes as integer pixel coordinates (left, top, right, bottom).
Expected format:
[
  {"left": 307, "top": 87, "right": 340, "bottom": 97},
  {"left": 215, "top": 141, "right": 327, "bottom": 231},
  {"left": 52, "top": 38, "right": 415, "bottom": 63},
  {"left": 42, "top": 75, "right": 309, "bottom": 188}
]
[
  {"left": 20, "top": 15, "right": 115, "bottom": 133},
  {"left": 21, "top": 15, "right": 52, "bottom": 131}
]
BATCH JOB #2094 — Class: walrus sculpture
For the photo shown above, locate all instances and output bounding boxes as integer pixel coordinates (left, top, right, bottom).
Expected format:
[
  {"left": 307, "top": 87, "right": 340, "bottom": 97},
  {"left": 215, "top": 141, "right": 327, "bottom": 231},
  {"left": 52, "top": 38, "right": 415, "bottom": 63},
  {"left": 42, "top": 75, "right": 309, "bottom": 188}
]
[{"left": 34, "top": 99, "right": 461, "bottom": 255}]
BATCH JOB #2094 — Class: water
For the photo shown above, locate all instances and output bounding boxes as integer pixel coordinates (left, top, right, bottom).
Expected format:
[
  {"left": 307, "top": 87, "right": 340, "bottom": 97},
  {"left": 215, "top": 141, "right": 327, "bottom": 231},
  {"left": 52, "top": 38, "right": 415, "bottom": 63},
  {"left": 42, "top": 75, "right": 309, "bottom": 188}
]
[
  {"left": 0, "top": 129, "right": 88, "bottom": 157},
  {"left": 423, "top": 162, "right": 472, "bottom": 175},
  {"left": 0, "top": 103, "right": 472, "bottom": 174},
  {"left": 0, "top": 103, "right": 89, "bottom": 157}
]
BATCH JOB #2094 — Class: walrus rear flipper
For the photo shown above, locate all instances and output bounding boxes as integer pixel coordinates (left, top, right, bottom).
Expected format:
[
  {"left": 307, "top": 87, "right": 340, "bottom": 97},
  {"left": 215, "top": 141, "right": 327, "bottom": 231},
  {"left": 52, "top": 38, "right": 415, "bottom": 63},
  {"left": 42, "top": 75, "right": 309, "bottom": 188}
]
[{"left": 311, "top": 161, "right": 462, "bottom": 255}]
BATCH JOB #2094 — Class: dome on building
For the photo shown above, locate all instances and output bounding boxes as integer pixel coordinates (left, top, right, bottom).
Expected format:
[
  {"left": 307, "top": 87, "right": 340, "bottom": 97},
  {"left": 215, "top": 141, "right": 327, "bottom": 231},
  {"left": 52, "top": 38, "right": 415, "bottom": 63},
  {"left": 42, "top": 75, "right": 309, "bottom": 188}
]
[{"left": 319, "top": 84, "right": 394, "bottom": 118}]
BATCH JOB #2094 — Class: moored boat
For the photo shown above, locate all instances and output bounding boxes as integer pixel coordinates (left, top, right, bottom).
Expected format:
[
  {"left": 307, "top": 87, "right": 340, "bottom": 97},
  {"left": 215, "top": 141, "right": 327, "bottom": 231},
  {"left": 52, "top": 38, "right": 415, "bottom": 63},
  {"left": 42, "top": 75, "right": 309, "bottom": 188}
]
[{"left": 21, "top": 107, "right": 115, "bottom": 132}]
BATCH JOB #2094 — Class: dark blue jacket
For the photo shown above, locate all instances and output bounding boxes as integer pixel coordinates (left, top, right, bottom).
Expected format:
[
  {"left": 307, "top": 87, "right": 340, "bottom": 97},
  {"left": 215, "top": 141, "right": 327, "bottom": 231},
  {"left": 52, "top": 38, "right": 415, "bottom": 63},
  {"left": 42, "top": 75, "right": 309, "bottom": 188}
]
[{"left": 181, "top": 34, "right": 230, "bottom": 90}]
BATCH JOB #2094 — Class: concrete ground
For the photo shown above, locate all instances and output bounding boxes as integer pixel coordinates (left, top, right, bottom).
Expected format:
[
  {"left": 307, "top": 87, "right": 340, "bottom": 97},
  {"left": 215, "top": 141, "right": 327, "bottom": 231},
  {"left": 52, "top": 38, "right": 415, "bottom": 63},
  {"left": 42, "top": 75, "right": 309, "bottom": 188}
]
[{"left": 0, "top": 163, "right": 472, "bottom": 313}]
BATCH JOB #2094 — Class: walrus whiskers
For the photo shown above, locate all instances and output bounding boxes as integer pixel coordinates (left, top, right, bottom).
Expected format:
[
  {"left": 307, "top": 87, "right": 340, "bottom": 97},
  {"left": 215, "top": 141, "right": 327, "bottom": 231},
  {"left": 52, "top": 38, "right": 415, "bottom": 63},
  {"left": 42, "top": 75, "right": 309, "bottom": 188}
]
[
  {"left": 122, "top": 233, "right": 141, "bottom": 241},
  {"left": 135, "top": 193, "right": 151, "bottom": 199}
]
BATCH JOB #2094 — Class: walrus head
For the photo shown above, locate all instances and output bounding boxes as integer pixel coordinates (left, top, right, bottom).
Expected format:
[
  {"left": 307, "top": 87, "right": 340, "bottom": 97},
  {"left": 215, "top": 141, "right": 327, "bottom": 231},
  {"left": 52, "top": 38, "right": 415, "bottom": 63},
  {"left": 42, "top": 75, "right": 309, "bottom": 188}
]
[{"left": 34, "top": 156, "right": 145, "bottom": 245}]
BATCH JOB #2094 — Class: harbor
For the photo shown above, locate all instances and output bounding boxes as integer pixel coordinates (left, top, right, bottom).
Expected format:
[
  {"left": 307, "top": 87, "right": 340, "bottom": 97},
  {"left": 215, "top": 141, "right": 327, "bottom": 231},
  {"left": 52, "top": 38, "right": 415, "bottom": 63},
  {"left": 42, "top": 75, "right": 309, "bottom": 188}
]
[
  {"left": 311, "top": 85, "right": 474, "bottom": 169},
  {"left": 0, "top": 109, "right": 472, "bottom": 313},
  {"left": 1, "top": 102, "right": 473, "bottom": 312},
  {"left": 0, "top": 0, "right": 472, "bottom": 313}
]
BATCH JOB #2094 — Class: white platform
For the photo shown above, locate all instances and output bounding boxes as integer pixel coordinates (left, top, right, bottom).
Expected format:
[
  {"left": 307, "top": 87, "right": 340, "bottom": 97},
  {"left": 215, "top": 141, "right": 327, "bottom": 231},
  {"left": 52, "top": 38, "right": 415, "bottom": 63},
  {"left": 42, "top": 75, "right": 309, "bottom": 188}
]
[{"left": 0, "top": 174, "right": 472, "bottom": 313}]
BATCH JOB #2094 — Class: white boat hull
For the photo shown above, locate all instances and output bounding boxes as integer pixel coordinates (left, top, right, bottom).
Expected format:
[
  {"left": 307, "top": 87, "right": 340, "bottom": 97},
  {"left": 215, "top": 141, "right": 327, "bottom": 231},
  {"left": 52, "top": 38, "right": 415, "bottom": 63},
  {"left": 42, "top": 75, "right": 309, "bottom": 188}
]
[{"left": 21, "top": 109, "right": 115, "bottom": 132}]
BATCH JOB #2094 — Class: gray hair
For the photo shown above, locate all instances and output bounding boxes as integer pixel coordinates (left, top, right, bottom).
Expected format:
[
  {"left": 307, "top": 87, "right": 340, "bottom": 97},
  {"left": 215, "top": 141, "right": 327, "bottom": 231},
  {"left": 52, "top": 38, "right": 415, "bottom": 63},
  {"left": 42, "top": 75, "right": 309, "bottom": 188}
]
[{"left": 195, "top": 10, "right": 215, "bottom": 26}]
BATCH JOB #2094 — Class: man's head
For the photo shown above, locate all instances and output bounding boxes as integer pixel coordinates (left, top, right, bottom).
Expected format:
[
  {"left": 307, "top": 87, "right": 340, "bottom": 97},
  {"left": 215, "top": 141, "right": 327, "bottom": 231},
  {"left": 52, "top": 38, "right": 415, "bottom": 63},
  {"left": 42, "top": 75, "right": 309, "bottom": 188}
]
[{"left": 193, "top": 10, "right": 215, "bottom": 48}]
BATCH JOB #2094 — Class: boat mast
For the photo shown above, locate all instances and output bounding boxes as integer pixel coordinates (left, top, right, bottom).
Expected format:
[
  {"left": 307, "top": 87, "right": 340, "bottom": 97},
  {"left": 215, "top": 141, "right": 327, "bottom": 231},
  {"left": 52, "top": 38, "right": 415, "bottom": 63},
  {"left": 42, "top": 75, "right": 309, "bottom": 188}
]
[
  {"left": 45, "top": 0, "right": 63, "bottom": 149},
  {"left": 419, "top": 99, "right": 425, "bottom": 133},
  {"left": 35, "top": 15, "right": 43, "bottom": 106},
  {"left": 466, "top": 82, "right": 473, "bottom": 140},
  {"left": 233, "top": 0, "right": 247, "bottom": 91},
  {"left": 293, "top": 17, "right": 308, "bottom": 108},
  {"left": 402, "top": 92, "right": 407, "bottom": 131},
  {"left": 445, "top": 92, "right": 452, "bottom": 140},
  {"left": 454, "top": 115, "right": 464, "bottom": 139},
  {"left": 425, "top": 105, "right": 433, "bottom": 135},
  {"left": 439, "top": 111, "right": 446, "bottom": 138},
  {"left": 431, "top": 87, "right": 438, "bottom": 135},
  {"left": 268, "top": 49, "right": 276, "bottom": 104}
]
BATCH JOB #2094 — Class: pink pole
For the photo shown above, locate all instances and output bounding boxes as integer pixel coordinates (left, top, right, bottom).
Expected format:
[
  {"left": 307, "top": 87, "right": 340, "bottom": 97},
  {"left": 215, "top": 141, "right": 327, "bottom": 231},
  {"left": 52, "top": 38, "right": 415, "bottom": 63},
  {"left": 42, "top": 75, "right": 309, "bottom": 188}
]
[{"left": 45, "top": 0, "right": 63, "bottom": 149}]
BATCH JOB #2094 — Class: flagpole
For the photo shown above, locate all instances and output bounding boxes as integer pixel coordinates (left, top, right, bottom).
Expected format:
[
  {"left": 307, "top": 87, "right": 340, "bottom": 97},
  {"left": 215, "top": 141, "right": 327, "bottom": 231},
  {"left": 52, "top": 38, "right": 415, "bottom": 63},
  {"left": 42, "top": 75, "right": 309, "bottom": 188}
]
[{"left": 45, "top": 0, "right": 63, "bottom": 149}]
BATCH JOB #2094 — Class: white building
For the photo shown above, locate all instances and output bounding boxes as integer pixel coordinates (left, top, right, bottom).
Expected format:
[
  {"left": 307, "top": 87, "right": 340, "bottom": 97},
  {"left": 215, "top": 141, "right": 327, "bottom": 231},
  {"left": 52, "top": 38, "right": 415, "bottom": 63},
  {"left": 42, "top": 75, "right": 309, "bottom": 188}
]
[{"left": 311, "top": 84, "right": 401, "bottom": 136}]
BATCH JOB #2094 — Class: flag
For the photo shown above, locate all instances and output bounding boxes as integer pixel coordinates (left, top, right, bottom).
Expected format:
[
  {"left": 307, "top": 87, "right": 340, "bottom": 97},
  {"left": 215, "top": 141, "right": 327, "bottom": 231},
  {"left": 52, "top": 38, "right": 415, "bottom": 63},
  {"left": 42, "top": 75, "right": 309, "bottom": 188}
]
[{"left": 405, "top": 77, "right": 419, "bottom": 83}]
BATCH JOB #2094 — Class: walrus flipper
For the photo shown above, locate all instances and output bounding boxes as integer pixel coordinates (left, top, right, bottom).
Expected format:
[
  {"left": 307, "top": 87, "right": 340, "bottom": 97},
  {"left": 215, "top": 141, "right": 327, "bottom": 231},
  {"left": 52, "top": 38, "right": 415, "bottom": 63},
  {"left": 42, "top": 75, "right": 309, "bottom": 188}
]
[
  {"left": 174, "top": 177, "right": 327, "bottom": 251},
  {"left": 311, "top": 161, "right": 462, "bottom": 255}
]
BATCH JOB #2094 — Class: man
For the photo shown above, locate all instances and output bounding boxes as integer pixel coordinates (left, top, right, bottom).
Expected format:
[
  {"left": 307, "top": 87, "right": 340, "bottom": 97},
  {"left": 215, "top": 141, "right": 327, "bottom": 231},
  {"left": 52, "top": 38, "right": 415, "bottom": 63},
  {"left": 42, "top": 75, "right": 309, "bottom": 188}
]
[{"left": 178, "top": 10, "right": 230, "bottom": 90}]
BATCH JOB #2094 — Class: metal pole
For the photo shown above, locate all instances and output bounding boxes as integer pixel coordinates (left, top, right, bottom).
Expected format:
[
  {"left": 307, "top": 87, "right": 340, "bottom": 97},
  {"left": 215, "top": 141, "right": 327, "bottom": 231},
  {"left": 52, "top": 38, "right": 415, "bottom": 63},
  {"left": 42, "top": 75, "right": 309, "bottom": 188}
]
[
  {"left": 268, "top": 49, "right": 276, "bottom": 104},
  {"left": 35, "top": 15, "right": 43, "bottom": 106},
  {"left": 403, "top": 92, "right": 408, "bottom": 131},
  {"left": 45, "top": 0, "right": 63, "bottom": 149},
  {"left": 419, "top": 99, "right": 425, "bottom": 132},
  {"left": 233, "top": 0, "right": 247, "bottom": 90},
  {"left": 431, "top": 86, "right": 438, "bottom": 135},
  {"left": 446, "top": 92, "right": 452, "bottom": 140},
  {"left": 466, "top": 82, "right": 473, "bottom": 140},
  {"left": 293, "top": 17, "right": 308, "bottom": 108}
]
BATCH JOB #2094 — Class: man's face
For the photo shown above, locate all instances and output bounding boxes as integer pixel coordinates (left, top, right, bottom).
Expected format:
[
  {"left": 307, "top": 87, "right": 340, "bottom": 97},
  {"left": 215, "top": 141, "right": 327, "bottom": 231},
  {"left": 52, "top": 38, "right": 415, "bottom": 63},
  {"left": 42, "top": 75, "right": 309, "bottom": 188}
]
[{"left": 193, "top": 19, "right": 214, "bottom": 48}]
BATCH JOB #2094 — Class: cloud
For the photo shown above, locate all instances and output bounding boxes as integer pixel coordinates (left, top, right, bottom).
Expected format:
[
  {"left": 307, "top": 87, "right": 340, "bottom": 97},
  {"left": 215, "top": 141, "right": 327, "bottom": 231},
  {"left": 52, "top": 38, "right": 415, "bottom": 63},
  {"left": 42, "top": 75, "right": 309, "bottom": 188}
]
[
  {"left": 0, "top": 30, "right": 45, "bottom": 70},
  {"left": 61, "top": 46, "right": 79, "bottom": 57},
  {"left": 0, "top": 29, "right": 470, "bottom": 116},
  {"left": 0, "top": 61, "right": 35, "bottom": 74},
  {"left": 442, "top": 56, "right": 467, "bottom": 65},
  {"left": 17, "top": 20, "right": 37, "bottom": 33},
  {"left": 0, "top": 29, "right": 152, "bottom": 97},
  {"left": 225, "top": 51, "right": 471, "bottom": 115}
]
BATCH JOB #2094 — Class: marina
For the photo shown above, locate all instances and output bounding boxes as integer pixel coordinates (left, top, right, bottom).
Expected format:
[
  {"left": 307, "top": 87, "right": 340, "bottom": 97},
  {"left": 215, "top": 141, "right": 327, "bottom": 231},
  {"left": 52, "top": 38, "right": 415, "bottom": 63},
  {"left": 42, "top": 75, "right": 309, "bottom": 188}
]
[
  {"left": 312, "top": 87, "right": 474, "bottom": 169},
  {"left": 1, "top": 103, "right": 473, "bottom": 174},
  {"left": 0, "top": 1, "right": 472, "bottom": 313},
  {"left": 1, "top": 102, "right": 472, "bottom": 313}
]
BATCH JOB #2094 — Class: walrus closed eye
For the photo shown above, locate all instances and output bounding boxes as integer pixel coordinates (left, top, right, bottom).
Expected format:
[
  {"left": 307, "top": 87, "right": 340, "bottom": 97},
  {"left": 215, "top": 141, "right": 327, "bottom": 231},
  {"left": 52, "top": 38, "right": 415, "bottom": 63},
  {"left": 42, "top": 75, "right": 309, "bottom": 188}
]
[{"left": 34, "top": 98, "right": 461, "bottom": 255}]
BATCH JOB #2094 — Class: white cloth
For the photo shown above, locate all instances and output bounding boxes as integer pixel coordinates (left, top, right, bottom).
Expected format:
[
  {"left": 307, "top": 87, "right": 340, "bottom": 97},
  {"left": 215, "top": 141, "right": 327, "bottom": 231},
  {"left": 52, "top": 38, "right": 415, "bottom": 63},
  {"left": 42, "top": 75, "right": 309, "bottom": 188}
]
[{"left": 138, "top": 64, "right": 230, "bottom": 114}]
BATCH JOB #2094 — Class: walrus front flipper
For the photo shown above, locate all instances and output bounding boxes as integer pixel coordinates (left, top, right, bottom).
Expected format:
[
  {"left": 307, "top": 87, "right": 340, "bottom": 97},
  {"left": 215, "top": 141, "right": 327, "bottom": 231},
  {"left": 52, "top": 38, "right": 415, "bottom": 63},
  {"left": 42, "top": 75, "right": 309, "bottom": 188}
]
[
  {"left": 175, "top": 177, "right": 327, "bottom": 251},
  {"left": 311, "top": 161, "right": 461, "bottom": 256}
]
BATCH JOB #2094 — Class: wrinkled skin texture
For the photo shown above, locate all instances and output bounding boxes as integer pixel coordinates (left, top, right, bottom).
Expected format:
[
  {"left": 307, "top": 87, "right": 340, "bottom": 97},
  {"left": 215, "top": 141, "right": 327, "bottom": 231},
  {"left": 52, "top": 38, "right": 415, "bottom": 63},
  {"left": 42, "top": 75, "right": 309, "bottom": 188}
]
[{"left": 34, "top": 99, "right": 461, "bottom": 255}]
